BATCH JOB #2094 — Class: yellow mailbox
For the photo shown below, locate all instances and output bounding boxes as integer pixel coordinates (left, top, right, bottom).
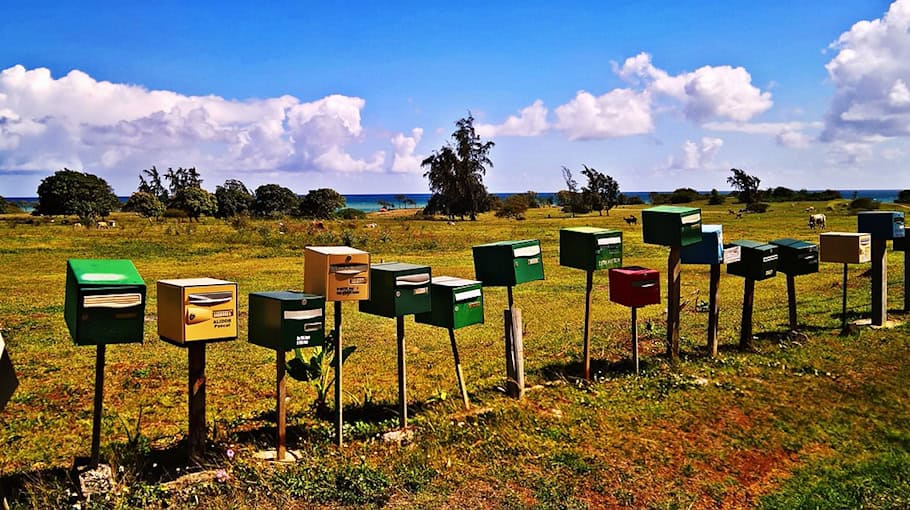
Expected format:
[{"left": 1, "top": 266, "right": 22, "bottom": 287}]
[
  {"left": 157, "top": 278, "right": 238, "bottom": 344},
  {"left": 304, "top": 246, "right": 371, "bottom": 301}
]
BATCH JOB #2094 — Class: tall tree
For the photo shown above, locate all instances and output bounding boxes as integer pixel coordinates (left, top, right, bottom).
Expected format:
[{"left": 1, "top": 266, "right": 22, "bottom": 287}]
[
  {"left": 422, "top": 114, "right": 494, "bottom": 220},
  {"left": 123, "top": 192, "right": 165, "bottom": 219},
  {"left": 34, "top": 169, "right": 121, "bottom": 223},
  {"left": 214, "top": 179, "right": 254, "bottom": 218},
  {"left": 164, "top": 167, "right": 203, "bottom": 197},
  {"left": 252, "top": 184, "right": 299, "bottom": 218},
  {"left": 580, "top": 165, "right": 620, "bottom": 216},
  {"left": 170, "top": 187, "right": 217, "bottom": 220},
  {"left": 726, "top": 168, "right": 762, "bottom": 204},
  {"left": 558, "top": 166, "right": 589, "bottom": 217},
  {"left": 299, "top": 188, "right": 346, "bottom": 218},
  {"left": 138, "top": 166, "right": 168, "bottom": 203}
]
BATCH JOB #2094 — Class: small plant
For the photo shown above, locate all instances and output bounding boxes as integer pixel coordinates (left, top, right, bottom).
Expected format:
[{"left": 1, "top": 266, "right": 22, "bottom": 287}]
[{"left": 286, "top": 331, "right": 356, "bottom": 418}]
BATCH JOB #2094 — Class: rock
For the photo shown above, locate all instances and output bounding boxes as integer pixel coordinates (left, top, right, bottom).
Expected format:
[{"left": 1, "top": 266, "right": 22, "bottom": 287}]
[
  {"left": 381, "top": 429, "right": 415, "bottom": 444},
  {"left": 77, "top": 464, "right": 113, "bottom": 496}
]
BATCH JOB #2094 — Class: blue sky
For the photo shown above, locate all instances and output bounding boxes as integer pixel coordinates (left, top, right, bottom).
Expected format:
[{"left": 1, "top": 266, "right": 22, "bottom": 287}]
[{"left": 0, "top": 1, "right": 906, "bottom": 196}]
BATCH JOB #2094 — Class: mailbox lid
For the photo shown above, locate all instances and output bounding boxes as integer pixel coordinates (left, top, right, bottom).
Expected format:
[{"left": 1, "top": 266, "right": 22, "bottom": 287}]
[
  {"left": 726, "top": 240, "right": 778, "bottom": 280},
  {"left": 68, "top": 259, "right": 145, "bottom": 287},
  {"left": 642, "top": 206, "right": 703, "bottom": 247},
  {"left": 857, "top": 211, "right": 905, "bottom": 240},
  {"left": 819, "top": 232, "right": 872, "bottom": 264},
  {"left": 415, "top": 276, "right": 484, "bottom": 329},
  {"left": 249, "top": 291, "right": 325, "bottom": 350},
  {"left": 559, "top": 227, "right": 623, "bottom": 271},
  {"left": 608, "top": 266, "right": 661, "bottom": 308},
  {"left": 681, "top": 224, "right": 723, "bottom": 265},
  {"left": 770, "top": 238, "right": 819, "bottom": 276}
]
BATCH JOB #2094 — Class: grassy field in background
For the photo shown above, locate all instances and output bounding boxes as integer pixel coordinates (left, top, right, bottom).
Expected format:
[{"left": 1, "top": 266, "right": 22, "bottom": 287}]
[{"left": 1, "top": 199, "right": 909, "bottom": 509}]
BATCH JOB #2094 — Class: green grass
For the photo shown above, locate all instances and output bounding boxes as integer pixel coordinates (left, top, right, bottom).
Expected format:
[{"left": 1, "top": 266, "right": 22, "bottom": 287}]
[{"left": 0, "top": 200, "right": 909, "bottom": 508}]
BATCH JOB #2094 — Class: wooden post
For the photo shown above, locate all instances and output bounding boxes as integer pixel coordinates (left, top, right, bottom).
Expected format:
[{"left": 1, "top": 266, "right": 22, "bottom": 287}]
[
  {"left": 511, "top": 308, "right": 525, "bottom": 400},
  {"left": 740, "top": 279, "right": 755, "bottom": 350},
  {"left": 787, "top": 274, "right": 798, "bottom": 332},
  {"left": 187, "top": 343, "right": 206, "bottom": 462},
  {"left": 707, "top": 264, "right": 721, "bottom": 357},
  {"left": 667, "top": 246, "right": 682, "bottom": 360},
  {"left": 396, "top": 316, "right": 407, "bottom": 428},
  {"left": 631, "top": 307, "right": 639, "bottom": 375},
  {"left": 90, "top": 344, "right": 106, "bottom": 468},
  {"left": 841, "top": 263, "right": 848, "bottom": 331},
  {"left": 334, "top": 301, "right": 343, "bottom": 447},
  {"left": 448, "top": 328, "right": 470, "bottom": 410},
  {"left": 871, "top": 238, "right": 887, "bottom": 326},
  {"left": 582, "top": 269, "right": 594, "bottom": 380},
  {"left": 276, "top": 349, "right": 287, "bottom": 461},
  {"left": 903, "top": 251, "right": 909, "bottom": 313}
]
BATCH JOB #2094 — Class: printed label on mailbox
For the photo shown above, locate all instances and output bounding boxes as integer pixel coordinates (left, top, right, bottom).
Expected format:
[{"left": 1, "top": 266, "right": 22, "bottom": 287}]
[
  {"left": 597, "top": 237, "right": 622, "bottom": 246},
  {"left": 762, "top": 254, "right": 778, "bottom": 263},
  {"left": 183, "top": 284, "right": 237, "bottom": 341},
  {"left": 681, "top": 213, "right": 701, "bottom": 225},
  {"left": 723, "top": 246, "right": 741, "bottom": 264}
]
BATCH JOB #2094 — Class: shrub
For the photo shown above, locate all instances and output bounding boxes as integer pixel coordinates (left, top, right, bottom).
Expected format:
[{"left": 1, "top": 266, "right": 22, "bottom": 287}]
[
  {"left": 335, "top": 208, "right": 366, "bottom": 220},
  {"left": 496, "top": 193, "right": 530, "bottom": 219},
  {"left": 746, "top": 202, "right": 770, "bottom": 213},
  {"left": 708, "top": 189, "right": 726, "bottom": 205},
  {"left": 896, "top": 189, "right": 910, "bottom": 204},
  {"left": 849, "top": 197, "right": 880, "bottom": 211}
]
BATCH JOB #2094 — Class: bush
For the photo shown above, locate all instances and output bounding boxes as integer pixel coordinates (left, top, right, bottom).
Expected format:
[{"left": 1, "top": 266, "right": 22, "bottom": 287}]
[
  {"left": 335, "top": 208, "right": 366, "bottom": 220},
  {"left": 669, "top": 188, "right": 700, "bottom": 204},
  {"left": 708, "top": 189, "right": 725, "bottom": 205},
  {"left": 164, "top": 208, "right": 188, "bottom": 219},
  {"left": 746, "top": 202, "right": 770, "bottom": 213},
  {"left": 496, "top": 193, "right": 530, "bottom": 219},
  {"left": 621, "top": 194, "right": 644, "bottom": 205},
  {"left": 849, "top": 197, "right": 880, "bottom": 211},
  {"left": 896, "top": 190, "right": 910, "bottom": 204}
]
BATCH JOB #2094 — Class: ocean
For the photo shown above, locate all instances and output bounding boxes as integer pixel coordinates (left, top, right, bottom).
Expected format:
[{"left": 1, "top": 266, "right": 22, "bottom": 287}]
[{"left": 5, "top": 190, "right": 904, "bottom": 214}]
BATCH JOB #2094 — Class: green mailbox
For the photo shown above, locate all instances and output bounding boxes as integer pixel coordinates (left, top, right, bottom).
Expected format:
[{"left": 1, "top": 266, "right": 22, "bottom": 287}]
[
  {"left": 769, "top": 238, "right": 818, "bottom": 276},
  {"left": 248, "top": 291, "right": 325, "bottom": 350},
  {"left": 65, "top": 259, "right": 147, "bottom": 346},
  {"left": 472, "top": 239, "right": 544, "bottom": 286},
  {"left": 359, "top": 262, "right": 432, "bottom": 317},
  {"left": 559, "top": 227, "right": 622, "bottom": 271},
  {"left": 415, "top": 276, "right": 484, "bottom": 329},
  {"left": 641, "top": 206, "right": 702, "bottom": 247},
  {"left": 726, "top": 241, "right": 778, "bottom": 281}
]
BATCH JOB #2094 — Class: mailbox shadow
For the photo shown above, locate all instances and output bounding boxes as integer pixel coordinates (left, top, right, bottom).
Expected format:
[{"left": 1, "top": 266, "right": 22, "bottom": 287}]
[
  {"left": 1, "top": 467, "right": 71, "bottom": 507},
  {"left": 535, "top": 357, "right": 653, "bottom": 381}
]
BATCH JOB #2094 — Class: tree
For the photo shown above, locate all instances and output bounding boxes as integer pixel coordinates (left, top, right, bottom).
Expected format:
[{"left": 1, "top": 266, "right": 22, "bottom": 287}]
[
  {"left": 123, "top": 192, "right": 165, "bottom": 219},
  {"left": 726, "top": 168, "right": 762, "bottom": 204},
  {"left": 422, "top": 114, "right": 494, "bottom": 220},
  {"left": 580, "top": 165, "right": 620, "bottom": 216},
  {"left": 708, "top": 188, "right": 725, "bottom": 205},
  {"left": 377, "top": 199, "right": 394, "bottom": 210},
  {"left": 558, "top": 166, "right": 590, "bottom": 217},
  {"left": 252, "top": 184, "right": 299, "bottom": 218},
  {"left": 138, "top": 166, "right": 168, "bottom": 203},
  {"left": 897, "top": 190, "right": 910, "bottom": 204},
  {"left": 214, "top": 179, "right": 254, "bottom": 218},
  {"left": 495, "top": 193, "right": 530, "bottom": 219},
  {"left": 169, "top": 186, "right": 216, "bottom": 220},
  {"left": 164, "top": 167, "right": 203, "bottom": 197},
  {"left": 34, "top": 169, "right": 121, "bottom": 223},
  {"left": 403, "top": 197, "right": 416, "bottom": 208},
  {"left": 394, "top": 194, "right": 407, "bottom": 209},
  {"left": 299, "top": 188, "right": 346, "bottom": 218}
]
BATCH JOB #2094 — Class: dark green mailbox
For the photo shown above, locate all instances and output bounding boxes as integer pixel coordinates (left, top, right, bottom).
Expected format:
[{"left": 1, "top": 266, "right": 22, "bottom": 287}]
[
  {"left": 726, "top": 241, "right": 778, "bottom": 281},
  {"left": 248, "top": 291, "right": 325, "bottom": 350},
  {"left": 65, "top": 259, "right": 147, "bottom": 346},
  {"left": 472, "top": 239, "right": 544, "bottom": 286},
  {"left": 359, "top": 262, "right": 432, "bottom": 317},
  {"left": 415, "top": 276, "right": 483, "bottom": 329},
  {"left": 559, "top": 227, "right": 622, "bottom": 271},
  {"left": 895, "top": 236, "right": 908, "bottom": 252},
  {"left": 642, "top": 206, "right": 702, "bottom": 247},
  {"left": 769, "top": 238, "right": 819, "bottom": 276}
]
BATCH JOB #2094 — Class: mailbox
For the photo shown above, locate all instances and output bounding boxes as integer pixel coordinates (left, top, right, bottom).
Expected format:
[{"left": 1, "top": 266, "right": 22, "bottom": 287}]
[
  {"left": 681, "top": 224, "right": 723, "bottom": 265},
  {"left": 472, "top": 239, "right": 544, "bottom": 286},
  {"left": 249, "top": 291, "right": 325, "bottom": 350},
  {"left": 0, "top": 333, "right": 17, "bottom": 412},
  {"left": 558, "top": 227, "right": 622, "bottom": 272},
  {"left": 770, "top": 238, "right": 819, "bottom": 276},
  {"left": 64, "top": 259, "right": 146, "bottom": 346},
  {"left": 726, "top": 241, "right": 778, "bottom": 280},
  {"left": 415, "top": 276, "right": 484, "bottom": 329},
  {"left": 895, "top": 236, "right": 908, "bottom": 252},
  {"left": 304, "top": 246, "right": 370, "bottom": 301},
  {"left": 608, "top": 267, "right": 660, "bottom": 308},
  {"left": 157, "top": 278, "right": 238, "bottom": 345},
  {"left": 359, "top": 263, "right": 432, "bottom": 318},
  {"left": 641, "top": 206, "right": 702, "bottom": 247},
  {"left": 857, "top": 211, "right": 905, "bottom": 240},
  {"left": 820, "top": 232, "right": 872, "bottom": 264}
]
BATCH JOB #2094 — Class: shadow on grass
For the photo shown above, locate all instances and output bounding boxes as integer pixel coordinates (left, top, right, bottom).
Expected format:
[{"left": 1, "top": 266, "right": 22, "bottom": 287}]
[{"left": 533, "top": 356, "right": 655, "bottom": 382}]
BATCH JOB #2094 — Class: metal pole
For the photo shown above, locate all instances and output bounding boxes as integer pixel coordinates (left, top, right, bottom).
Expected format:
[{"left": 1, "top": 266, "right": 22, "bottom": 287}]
[
  {"left": 707, "top": 264, "right": 720, "bottom": 357},
  {"left": 871, "top": 238, "right": 887, "bottom": 326},
  {"left": 187, "top": 343, "right": 206, "bottom": 462},
  {"left": 667, "top": 246, "right": 682, "bottom": 360},
  {"left": 787, "top": 274, "right": 798, "bottom": 332},
  {"left": 740, "top": 279, "right": 755, "bottom": 350},
  {"left": 582, "top": 269, "right": 594, "bottom": 380},
  {"left": 396, "top": 316, "right": 407, "bottom": 428},
  {"left": 334, "top": 301, "right": 343, "bottom": 447},
  {"left": 90, "top": 344, "right": 106, "bottom": 468},
  {"left": 631, "top": 307, "right": 639, "bottom": 375},
  {"left": 842, "top": 263, "right": 848, "bottom": 331},
  {"left": 448, "top": 328, "right": 470, "bottom": 409},
  {"left": 276, "top": 349, "right": 286, "bottom": 461}
]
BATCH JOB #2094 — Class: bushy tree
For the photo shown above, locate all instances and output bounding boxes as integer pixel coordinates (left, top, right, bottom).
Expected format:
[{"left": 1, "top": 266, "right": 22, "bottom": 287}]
[
  {"left": 896, "top": 190, "right": 910, "bottom": 204},
  {"left": 169, "top": 186, "right": 216, "bottom": 220},
  {"left": 34, "top": 169, "right": 121, "bottom": 223},
  {"left": 252, "top": 184, "right": 299, "bottom": 218},
  {"left": 580, "top": 165, "right": 620, "bottom": 215},
  {"left": 422, "top": 114, "right": 494, "bottom": 220},
  {"left": 495, "top": 193, "right": 530, "bottom": 219},
  {"left": 708, "top": 188, "right": 725, "bottom": 205},
  {"left": 214, "top": 179, "right": 254, "bottom": 218},
  {"left": 123, "top": 192, "right": 165, "bottom": 219},
  {"left": 299, "top": 188, "right": 346, "bottom": 218},
  {"left": 164, "top": 167, "right": 203, "bottom": 196},
  {"left": 727, "top": 168, "right": 762, "bottom": 204},
  {"left": 558, "top": 167, "right": 589, "bottom": 217},
  {"left": 138, "top": 166, "right": 169, "bottom": 203}
]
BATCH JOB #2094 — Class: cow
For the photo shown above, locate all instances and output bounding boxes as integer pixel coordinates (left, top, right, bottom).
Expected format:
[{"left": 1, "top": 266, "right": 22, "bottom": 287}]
[
  {"left": 808, "top": 213, "right": 826, "bottom": 230},
  {"left": 624, "top": 215, "right": 637, "bottom": 225},
  {"left": 96, "top": 221, "right": 110, "bottom": 229},
  {"left": 805, "top": 206, "right": 815, "bottom": 213}
]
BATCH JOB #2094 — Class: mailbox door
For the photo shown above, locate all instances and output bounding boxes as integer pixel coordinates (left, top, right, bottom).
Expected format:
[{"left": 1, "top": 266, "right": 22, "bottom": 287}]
[
  {"left": 756, "top": 249, "right": 779, "bottom": 280},
  {"left": 77, "top": 285, "right": 146, "bottom": 345},
  {"left": 452, "top": 285, "right": 484, "bottom": 329},
  {"left": 281, "top": 304, "right": 325, "bottom": 349},
  {"left": 512, "top": 243, "right": 544, "bottom": 284},
  {"left": 394, "top": 272, "right": 432, "bottom": 316},
  {"left": 787, "top": 245, "right": 818, "bottom": 276},
  {"left": 594, "top": 235, "right": 623, "bottom": 270},
  {"left": 183, "top": 284, "right": 238, "bottom": 341},
  {"left": 679, "top": 211, "right": 703, "bottom": 246},
  {"left": 328, "top": 261, "right": 370, "bottom": 301}
]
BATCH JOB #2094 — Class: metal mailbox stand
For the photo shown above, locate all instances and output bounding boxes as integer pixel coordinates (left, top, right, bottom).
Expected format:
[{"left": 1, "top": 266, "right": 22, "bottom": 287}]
[
  {"left": 447, "top": 328, "right": 470, "bottom": 409},
  {"left": 90, "top": 345, "right": 106, "bottom": 467},
  {"left": 504, "top": 287, "right": 525, "bottom": 399},
  {"left": 276, "top": 348, "right": 287, "bottom": 460},
  {"left": 871, "top": 239, "right": 888, "bottom": 326},
  {"left": 631, "top": 307, "right": 640, "bottom": 375},
  {"left": 334, "top": 301, "right": 343, "bottom": 446},
  {"left": 707, "top": 264, "right": 721, "bottom": 357},
  {"left": 666, "top": 247, "right": 682, "bottom": 360},
  {"left": 582, "top": 270, "right": 594, "bottom": 380},
  {"left": 841, "top": 264, "right": 849, "bottom": 331},
  {"left": 740, "top": 279, "right": 755, "bottom": 350},
  {"left": 396, "top": 316, "right": 407, "bottom": 428}
]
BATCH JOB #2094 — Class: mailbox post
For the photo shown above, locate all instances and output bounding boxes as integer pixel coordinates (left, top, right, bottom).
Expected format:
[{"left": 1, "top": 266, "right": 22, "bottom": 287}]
[
  {"left": 641, "top": 206, "right": 702, "bottom": 360},
  {"left": 415, "top": 276, "right": 485, "bottom": 409},
  {"left": 473, "top": 240, "right": 544, "bottom": 398},
  {"left": 769, "top": 238, "right": 819, "bottom": 331},
  {"left": 559, "top": 227, "right": 622, "bottom": 379},
  {"left": 157, "top": 278, "right": 238, "bottom": 462},
  {"left": 359, "top": 262, "right": 432, "bottom": 428},
  {"left": 820, "top": 233, "right": 872, "bottom": 330},
  {"left": 65, "top": 259, "right": 146, "bottom": 467},
  {"left": 858, "top": 212, "right": 905, "bottom": 326},
  {"left": 725, "top": 241, "right": 778, "bottom": 349},
  {"left": 304, "top": 246, "right": 370, "bottom": 446},
  {"left": 608, "top": 267, "right": 660, "bottom": 374},
  {"left": 248, "top": 291, "right": 325, "bottom": 461},
  {"left": 681, "top": 225, "right": 737, "bottom": 357},
  {"left": 0, "top": 332, "right": 17, "bottom": 413},
  {"left": 895, "top": 236, "right": 909, "bottom": 312}
]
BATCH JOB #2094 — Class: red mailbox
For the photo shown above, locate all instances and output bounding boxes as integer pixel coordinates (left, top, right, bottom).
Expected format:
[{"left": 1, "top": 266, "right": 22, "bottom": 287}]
[{"left": 609, "top": 267, "right": 661, "bottom": 308}]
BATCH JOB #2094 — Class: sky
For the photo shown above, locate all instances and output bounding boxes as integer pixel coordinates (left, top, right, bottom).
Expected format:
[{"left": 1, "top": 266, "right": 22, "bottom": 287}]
[{"left": 0, "top": 0, "right": 908, "bottom": 196}]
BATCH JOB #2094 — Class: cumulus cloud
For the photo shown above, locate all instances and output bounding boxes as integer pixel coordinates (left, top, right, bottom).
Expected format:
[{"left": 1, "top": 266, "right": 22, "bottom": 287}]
[
  {"left": 475, "top": 100, "right": 549, "bottom": 137},
  {"left": 554, "top": 89, "right": 653, "bottom": 140},
  {"left": 668, "top": 137, "right": 724, "bottom": 170},
  {"left": 823, "top": 0, "right": 910, "bottom": 141},
  {"left": 390, "top": 128, "right": 424, "bottom": 173},
  {"left": 704, "top": 120, "right": 820, "bottom": 148},
  {"left": 0, "top": 65, "right": 393, "bottom": 181}
]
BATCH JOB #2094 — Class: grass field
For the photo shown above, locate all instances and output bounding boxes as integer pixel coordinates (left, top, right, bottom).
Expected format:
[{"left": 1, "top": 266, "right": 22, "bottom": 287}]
[{"left": 1, "top": 199, "right": 909, "bottom": 509}]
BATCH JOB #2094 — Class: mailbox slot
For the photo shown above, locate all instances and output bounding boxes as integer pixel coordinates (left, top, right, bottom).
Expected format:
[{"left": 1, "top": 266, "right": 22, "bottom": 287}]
[{"left": 83, "top": 293, "right": 143, "bottom": 308}]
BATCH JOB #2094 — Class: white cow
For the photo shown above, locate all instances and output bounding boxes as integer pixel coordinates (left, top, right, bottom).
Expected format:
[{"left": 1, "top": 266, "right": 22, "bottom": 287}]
[{"left": 808, "top": 213, "right": 826, "bottom": 230}]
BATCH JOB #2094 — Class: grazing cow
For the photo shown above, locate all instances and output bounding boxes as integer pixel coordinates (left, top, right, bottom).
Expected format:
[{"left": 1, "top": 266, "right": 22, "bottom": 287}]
[
  {"left": 624, "top": 215, "right": 637, "bottom": 225},
  {"left": 808, "top": 213, "right": 826, "bottom": 230},
  {"left": 73, "top": 222, "right": 82, "bottom": 229},
  {"left": 96, "top": 221, "right": 109, "bottom": 229},
  {"left": 728, "top": 209, "right": 736, "bottom": 215},
  {"left": 365, "top": 223, "right": 377, "bottom": 229},
  {"left": 805, "top": 206, "right": 815, "bottom": 213},
  {"left": 312, "top": 221, "right": 326, "bottom": 231}
]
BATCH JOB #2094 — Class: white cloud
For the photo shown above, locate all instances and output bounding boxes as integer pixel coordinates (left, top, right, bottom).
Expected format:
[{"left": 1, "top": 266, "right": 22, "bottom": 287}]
[
  {"left": 475, "top": 100, "right": 548, "bottom": 137},
  {"left": 823, "top": 0, "right": 910, "bottom": 141},
  {"left": 0, "top": 65, "right": 394, "bottom": 182},
  {"left": 776, "top": 130, "right": 811, "bottom": 149},
  {"left": 704, "top": 120, "right": 819, "bottom": 149},
  {"left": 668, "top": 137, "right": 724, "bottom": 170},
  {"left": 390, "top": 128, "right": 424, "bottom": 173},
  {"left": 554, "top": 89, "right": 653, "bottom": 140}
]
